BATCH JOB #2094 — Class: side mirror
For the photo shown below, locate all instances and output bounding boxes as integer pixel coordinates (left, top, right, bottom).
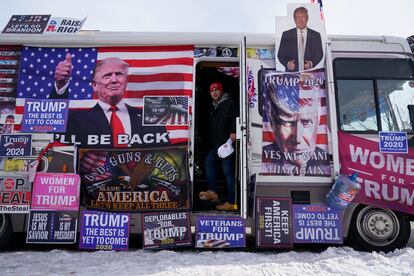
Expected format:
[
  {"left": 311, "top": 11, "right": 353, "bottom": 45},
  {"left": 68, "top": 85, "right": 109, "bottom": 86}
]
[{"left": 407, "top": 105, "right": 414, "bottom": 130}]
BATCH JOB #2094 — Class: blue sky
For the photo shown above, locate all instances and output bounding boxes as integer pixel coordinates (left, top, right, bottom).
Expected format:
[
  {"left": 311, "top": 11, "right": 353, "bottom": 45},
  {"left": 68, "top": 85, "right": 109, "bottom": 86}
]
[{"left": 0, "top": 0, "right": 412, "bottom": 38}]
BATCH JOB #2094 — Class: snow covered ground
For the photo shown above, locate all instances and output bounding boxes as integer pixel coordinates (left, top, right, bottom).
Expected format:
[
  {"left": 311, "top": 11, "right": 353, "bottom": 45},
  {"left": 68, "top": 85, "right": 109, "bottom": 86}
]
[{"left": 1, "top": 226, "right": 414, "bottom": 275}]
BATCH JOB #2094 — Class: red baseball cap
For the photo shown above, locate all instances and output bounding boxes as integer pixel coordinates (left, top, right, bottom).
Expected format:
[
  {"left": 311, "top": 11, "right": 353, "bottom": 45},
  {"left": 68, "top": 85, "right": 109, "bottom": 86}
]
[{"left": 209, "top": 82, "right": 223, "bottom": 92}]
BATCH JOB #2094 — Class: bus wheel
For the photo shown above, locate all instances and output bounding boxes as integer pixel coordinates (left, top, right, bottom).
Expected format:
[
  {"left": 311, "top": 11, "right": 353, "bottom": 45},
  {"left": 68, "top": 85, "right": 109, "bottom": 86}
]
[
  {"left": 0, "top": 214, "right": 13, "bottom": 248},
  {"left": 349, "top": 205, "right": 410, "bottom": 252}
]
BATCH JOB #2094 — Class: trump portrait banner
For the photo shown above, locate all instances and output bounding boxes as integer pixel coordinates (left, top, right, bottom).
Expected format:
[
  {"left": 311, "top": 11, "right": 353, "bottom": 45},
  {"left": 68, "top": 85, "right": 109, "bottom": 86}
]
[
  {"left": 261, "top": 69, "right": 330, "bottom": 176},
  {"left": 15, "top": 45, "right": 194, "bottom": 147},
  {"left": 338, "top": 132, "right": 414, "bottom": 215},
  {"left": 78, "top": 146, "right": 189, "bottom": 212}
]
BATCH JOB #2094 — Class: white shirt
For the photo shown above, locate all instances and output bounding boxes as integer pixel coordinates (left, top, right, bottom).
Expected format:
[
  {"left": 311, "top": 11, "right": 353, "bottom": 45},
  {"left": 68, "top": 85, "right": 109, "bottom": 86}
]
[
  {"left": 296, "top": 28, "right": 308, "bottom": 52},
  {"left": 97, "top": 99, "right": 132, "bottom": 140}
]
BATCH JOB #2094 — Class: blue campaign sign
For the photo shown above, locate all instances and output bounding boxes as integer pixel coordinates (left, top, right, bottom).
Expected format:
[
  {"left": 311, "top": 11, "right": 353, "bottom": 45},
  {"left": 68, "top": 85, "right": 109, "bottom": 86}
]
[
  {"left": 0, "top": 134, "right": 32, "bottom": 157},
  {"left": 293, "top": 205, "right": 343, "bottom": 244},
  {"left": 79, "top": 210, "right": 130, "bottom": 251},
  {"left": 21, "top": 99, "right": 69, "bottom": 133},
  {"left": 379, "top": 131, "right": 408, "bottom": 153},
  {"left": 195, "top": 216, "right": 245, "bottom": 248}
]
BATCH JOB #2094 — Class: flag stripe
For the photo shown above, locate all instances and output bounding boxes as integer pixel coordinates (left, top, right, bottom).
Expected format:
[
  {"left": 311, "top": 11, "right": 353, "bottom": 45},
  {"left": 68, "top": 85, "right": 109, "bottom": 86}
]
[
  {"left": 127, "top": 81, "right": 192, "bottom": 91},
  {"left": 128, "top": 65, "right": 193, "bottom": 75},
  {"left": 98, "top": 45, "right": 194, "bottom": 53},
  {"left": 120, "top": 58, "right": 193, "bottom": 68},
  {"left": 99, "top": 50, "right": 194, "bottom": 60},
  {"left": 128, "top": 73, "right": 193, "bottom": 83}
]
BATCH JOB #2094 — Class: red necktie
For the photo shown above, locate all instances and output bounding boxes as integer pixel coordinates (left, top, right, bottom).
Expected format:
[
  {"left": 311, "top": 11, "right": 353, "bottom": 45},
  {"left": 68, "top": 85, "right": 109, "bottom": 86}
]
[{"left": 110, "top": 106, "right": 127, "bottom": 147}]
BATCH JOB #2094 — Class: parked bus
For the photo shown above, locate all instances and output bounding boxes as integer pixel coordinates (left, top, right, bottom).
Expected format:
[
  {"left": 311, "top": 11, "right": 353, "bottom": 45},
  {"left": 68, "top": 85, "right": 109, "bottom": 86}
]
[{"left": 0, "top": 30, "right": 413, "bottom": 252}]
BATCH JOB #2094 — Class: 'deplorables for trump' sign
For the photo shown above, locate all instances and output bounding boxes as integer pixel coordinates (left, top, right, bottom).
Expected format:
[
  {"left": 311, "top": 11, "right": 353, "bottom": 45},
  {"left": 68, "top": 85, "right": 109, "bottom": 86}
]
[
  {"left": 142, "top": 211, "right": 192, "bottom": 249},
  {"left": 78, "top": 147, "right": 189, "bottom": 212}
]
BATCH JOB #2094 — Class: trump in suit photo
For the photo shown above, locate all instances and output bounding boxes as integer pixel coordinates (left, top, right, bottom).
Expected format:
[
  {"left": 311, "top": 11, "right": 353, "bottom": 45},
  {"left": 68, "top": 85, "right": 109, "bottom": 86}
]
[
  {"left": 277, "top": 6, "right": 324, "bottom": 72},
  {"left": 53, "top": 54, "right": 170, "bottom": 147}
]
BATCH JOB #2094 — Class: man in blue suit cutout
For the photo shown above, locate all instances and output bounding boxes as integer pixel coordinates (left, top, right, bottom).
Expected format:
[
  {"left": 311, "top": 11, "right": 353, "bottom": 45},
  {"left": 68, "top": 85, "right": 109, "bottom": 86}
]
[{"left": 277, "top": 7, "right": 323, "bottom": 72}]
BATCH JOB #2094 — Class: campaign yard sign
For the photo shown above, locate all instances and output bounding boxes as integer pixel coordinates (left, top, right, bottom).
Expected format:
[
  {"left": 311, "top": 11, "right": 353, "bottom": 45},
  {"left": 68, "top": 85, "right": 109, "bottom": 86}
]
[
  {"left": 0, "top": 173, "right": 30, "bottom": 213},
  {"left": 379, "top": 131, "right": 408, "bottom": 153},
  {"left": 79, "top": 210, "right": 130, "bottom": 251},
  {"left": 26, "top": 211, "right": 77, "bottom": 244},
  {"left": 2, "top": 15, "right": 51, "bottom": 34},
  {"left": 0, "top": 134, "right": 32, "bottom": 157},
  {"left": 44, "top": 17, "right": 86, "bottom": 34},
  {"left": 256, "top": 197, "right": 292, "bottom": 248},
  {"left": 293, "top": 204, "right": 343, "bottom": 244},
  {"left": 21, "top": 99, "right": 69, "bottom": 133},
  {"left": 31, "top": 173, "right": 80, "bottom": 211},
  {"left": 142, "top": 211, "right": 192, "bottom": 249},
  {"left": 195, "top": 216, "right": 246, "bottom": 248}
]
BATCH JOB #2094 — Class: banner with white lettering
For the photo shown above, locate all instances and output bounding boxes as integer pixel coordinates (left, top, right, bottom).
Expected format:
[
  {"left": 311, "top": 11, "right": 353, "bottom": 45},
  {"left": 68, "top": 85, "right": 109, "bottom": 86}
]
[
  {"left": 142, "top": 211, "right": 191, "bottom": 249},
  {"left": 0, "top": 134, "right": 32, "bottom": 157},
  {"left": 0, "top": 172, "right": 30, "bottom": 213},
  {"left": 293, "top": 204, "right": 342, "bottom": 244},
  {"left": 21, "top": 99, "right": 69, "bottom": 133},
  {"left": 31, "top": 173, "right": 80, "bottom": 211},
  {"left": 2, "top": 15, "right": 51, "bottom": 34},
  {"left": 79, "top": 210, "right": 130, "bottom": 251},
  {"left": 26, "top": 211, "right": 77, "bottom": 244},
  {"left": 15, "top": 45, "right": 194, "bottom": 147},
  {"left": 256, "top": 197, "right": 292, "bottom": 248},
  {"left": 338, "top": 132, "right": 414, "bottom": 215},
  {"left": 195, "top": 216, "right": 246, "bottom": 248},
  {"left": 78, "top": 147, "right": 189, "bottom": 212},
  {"left": 261, "top": 69, "right": 330, "bottom": 176}
]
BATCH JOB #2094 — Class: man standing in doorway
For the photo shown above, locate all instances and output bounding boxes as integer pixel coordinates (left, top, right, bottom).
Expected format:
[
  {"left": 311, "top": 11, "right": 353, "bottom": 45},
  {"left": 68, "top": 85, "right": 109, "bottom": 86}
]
[
  {"left": 199, "top": 82, "right": 237, "bottom": 211},
  {"left": 277, "top": 6, "right": 323, "bottom": 72}
]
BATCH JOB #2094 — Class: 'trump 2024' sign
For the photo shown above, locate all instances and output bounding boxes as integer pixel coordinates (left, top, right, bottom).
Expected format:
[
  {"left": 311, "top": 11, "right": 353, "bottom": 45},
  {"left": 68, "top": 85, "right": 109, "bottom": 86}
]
[{"left": 338, "top": 132, "right": 414, "bottom": 215}]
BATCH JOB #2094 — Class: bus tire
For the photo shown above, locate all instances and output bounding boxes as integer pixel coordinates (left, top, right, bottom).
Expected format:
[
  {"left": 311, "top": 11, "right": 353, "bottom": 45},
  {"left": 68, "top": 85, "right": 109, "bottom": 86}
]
[
  {"left": 0, "top": 214, "right": 13, "bottom": 248},
  {"left": 349, "top": 205, "right": 410, "bottom": 252}
]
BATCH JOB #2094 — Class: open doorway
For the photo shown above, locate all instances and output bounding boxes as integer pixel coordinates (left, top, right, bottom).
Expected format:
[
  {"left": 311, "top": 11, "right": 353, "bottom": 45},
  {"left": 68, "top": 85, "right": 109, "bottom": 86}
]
[{"left": 193, "top": 61, "right": 240, "bottom": 213}]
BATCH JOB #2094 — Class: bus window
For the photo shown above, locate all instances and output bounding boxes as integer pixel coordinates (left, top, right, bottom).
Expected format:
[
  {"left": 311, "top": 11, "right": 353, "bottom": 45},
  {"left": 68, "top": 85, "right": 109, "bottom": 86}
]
[
  {"left": 378, "top": 80, "right": 414, "bottom": 132},
  {"left": 337, "top": 80, "right": 377, "bottom": 131},
  {"left": 334, "top": 58, "right": 414, "bottom": 132}
]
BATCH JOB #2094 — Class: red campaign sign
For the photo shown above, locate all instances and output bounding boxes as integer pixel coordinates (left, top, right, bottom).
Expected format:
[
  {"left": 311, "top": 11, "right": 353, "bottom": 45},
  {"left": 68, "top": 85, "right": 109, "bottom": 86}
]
[{"left": 338, "top": 132, "right": 414, "bottom": 215}]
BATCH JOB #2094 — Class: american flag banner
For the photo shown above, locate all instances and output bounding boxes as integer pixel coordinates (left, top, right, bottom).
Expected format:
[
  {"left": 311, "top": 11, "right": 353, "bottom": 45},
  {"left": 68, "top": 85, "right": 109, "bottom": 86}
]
[
  {"left": 15, "top": 45, "right": 194, "bottom": 144},
  {"left": 79, "top": 150, "right": 114, "bottom": 182},
  {"left": 143, "top": 96, "right": 189, "bottom": 126},
  {"left": 310, "top": 0, "right": 325, "bottom": 21},
  {"left": 261, "top": 69, "right": 330, "bottom": 176}
]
